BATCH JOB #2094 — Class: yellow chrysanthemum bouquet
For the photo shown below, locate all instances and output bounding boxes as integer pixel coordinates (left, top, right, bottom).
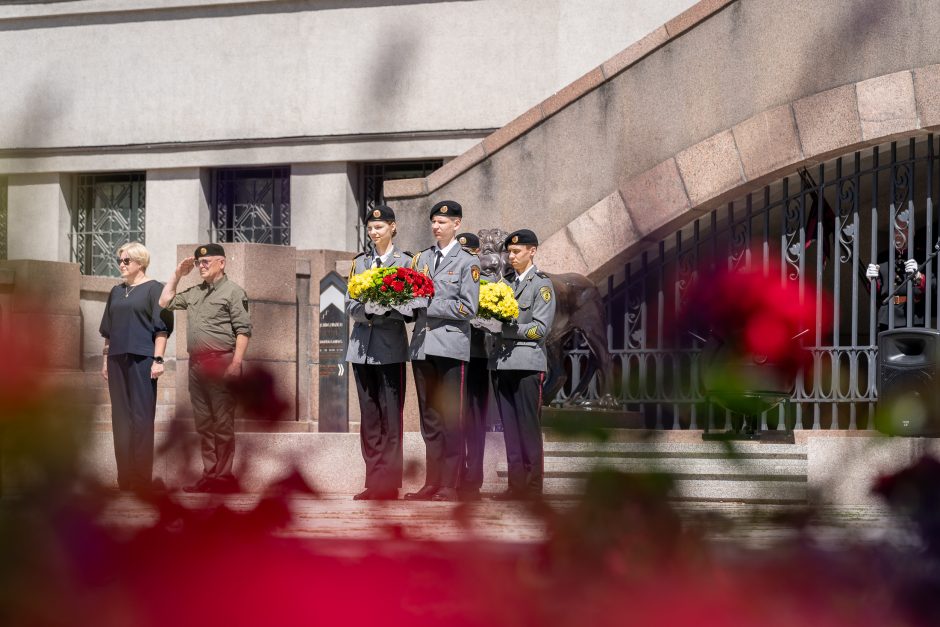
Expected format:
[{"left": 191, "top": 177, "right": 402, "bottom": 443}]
[{"left": 477, "top": 279, "right": 519, "bottom": 322}]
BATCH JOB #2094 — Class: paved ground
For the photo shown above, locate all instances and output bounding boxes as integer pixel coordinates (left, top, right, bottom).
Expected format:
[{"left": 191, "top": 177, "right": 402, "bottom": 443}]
[{"left": 95, "top": 493, "right": 914, "bottom": 551}]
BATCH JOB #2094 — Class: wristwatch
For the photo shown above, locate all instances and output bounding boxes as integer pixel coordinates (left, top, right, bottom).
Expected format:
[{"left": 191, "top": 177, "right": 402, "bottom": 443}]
[{"left": 153, "top": 356, "right": 165, "bottom": 365}]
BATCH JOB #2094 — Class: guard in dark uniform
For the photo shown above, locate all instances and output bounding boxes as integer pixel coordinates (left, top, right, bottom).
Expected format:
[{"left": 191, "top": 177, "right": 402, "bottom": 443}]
[
  {"left": 478, "top": 229, "right": 556, "bottom": 500},
  {"left": 867, "top": 253, "right": 927, "bottom": 329},
  {"left": 406, "top": 201, "right": 481, "bottom": 501},
  {"left": 346, "top": 205, "right": 413, "bottom": 500},
  {"left": 455, "top": 232, "right": 490, "bottom": 501}
]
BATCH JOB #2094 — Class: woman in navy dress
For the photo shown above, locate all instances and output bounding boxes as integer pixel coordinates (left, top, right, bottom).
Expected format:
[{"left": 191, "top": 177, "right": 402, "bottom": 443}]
[{"left": 99, "top": 242, "right": 172, "bottom": 492}]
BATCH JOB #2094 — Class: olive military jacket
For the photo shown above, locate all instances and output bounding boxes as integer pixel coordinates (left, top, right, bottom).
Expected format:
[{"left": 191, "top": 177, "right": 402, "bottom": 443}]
[
  {"left": 488, "top": 265, "right": 556, "bottom": 372},
  {"left": 345, "top": 248, "right": 413, "bottom": 365},
  {"left": 165, "top": 275, "right": 252, "bottom": 355},
  {"left": 409, "top": 243, "right": 481, "bottom": 362}
]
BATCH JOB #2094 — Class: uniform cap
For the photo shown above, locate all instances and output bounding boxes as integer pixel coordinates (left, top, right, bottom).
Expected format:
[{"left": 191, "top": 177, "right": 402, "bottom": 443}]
[
  {"left": 194, "top": 243, "right": 226, "bottom": 259},
  {"left": 430, "top": 200, "right": 463, "bottom": 220},
  {"left": 367, "top": 205, "right": 396, "bottom": 223},
  {"left": 504, "top": 229, "right": 539, "bottom": 248},
  {"left": 456, "top": 232, "right": 480, "bottom": 250}
]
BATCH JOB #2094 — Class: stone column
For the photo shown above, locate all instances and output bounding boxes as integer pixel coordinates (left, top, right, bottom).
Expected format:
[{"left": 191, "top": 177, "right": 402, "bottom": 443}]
[
  {"left": 6, "top": 173, "right": 71, "bottom": 262},
  {"left": 173, "top": 243, "right": 298, "bottom": 427},
  {"left": 290, "top": 163, "right": 360, "bottom": 252},
  {"left": 145, "top": 168, "right": 208, "bottom": 283}
]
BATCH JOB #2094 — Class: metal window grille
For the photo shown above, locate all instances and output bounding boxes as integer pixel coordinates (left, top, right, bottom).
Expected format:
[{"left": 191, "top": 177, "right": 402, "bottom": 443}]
[
  {"left": 211, "top": 166, "right": 290, "bottom": 245},
  {"left": 0, "top": 177, "right": 7, "bottom": 261},
  {"left": 359, "top": 160, "right": 443, "bottom": 251},
  {"left": 561, "top": 135, "right": 940, "bottom": 431},
  {"left": 70, "top": 172, "right": 146, "bottom": 277}
]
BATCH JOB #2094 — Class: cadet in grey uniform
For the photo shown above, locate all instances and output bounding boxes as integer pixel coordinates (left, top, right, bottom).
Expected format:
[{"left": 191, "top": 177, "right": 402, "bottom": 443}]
[
  {"left": 406, "top": 200, "right": 481, "bottom": 502},
  {"left": 346, "top": 205, "right": 413, "bottom": 500},
  {"left": 477, "top": 229, "right": 555, "bottom": 500},
  {"left": 159, "top": 243, "right": 252, "bottom": 494},
  {"left": 456, "top": 231, "right": 490, "bottom": 501}
]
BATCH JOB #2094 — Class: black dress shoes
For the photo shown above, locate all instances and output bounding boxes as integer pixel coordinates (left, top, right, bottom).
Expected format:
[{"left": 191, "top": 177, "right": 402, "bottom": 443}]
[
  {"left": 403, "top": 485, "right": 438, "bottom": 501},
  {"left": 431, "top": 487, "right": 458, "bottom": 502},
  {"left": 353, "top": 488, "right": 399, "bottom": 501}
]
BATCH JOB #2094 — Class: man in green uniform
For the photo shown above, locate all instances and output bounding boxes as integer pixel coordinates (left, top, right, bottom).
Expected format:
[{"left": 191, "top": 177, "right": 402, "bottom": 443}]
[{"left": 159, "top": 243, "right": 252, "bottom": 493}]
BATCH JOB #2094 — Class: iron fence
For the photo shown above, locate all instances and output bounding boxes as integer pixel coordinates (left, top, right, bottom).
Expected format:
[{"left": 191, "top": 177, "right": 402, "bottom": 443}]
[{"left": 559, "top": 135, "right": 939, "bottom": 430}]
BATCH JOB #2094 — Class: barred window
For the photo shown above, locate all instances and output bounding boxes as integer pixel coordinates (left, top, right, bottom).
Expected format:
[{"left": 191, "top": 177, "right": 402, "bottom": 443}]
[
  {"left": 359, "top": 160, "right": 443, "bottom": 250},
  {"left": 71, "top": 172, "right": 146, "bottom": 277},
  {"left": 210, "top": 166, "right": 290, "bottom": 245}
]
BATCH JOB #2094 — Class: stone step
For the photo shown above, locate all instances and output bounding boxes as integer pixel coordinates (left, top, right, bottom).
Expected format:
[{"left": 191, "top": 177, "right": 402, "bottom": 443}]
[
  {"left": 91, "top": 404, "right": 177, "bottom": 423},
  {"left": 542, "top": 441, "right": 806, "bottom": 457},
  {"left": 538, "top": 457, "right": 807, "bottom": 476},
  {"left": 536, "top": 477, "right": 807, "bottom": 503}
]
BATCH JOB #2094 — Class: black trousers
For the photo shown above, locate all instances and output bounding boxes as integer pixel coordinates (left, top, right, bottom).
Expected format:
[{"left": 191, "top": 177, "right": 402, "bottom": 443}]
[
  {"left": 107, "top": 353, "right": 157, "bottom": 489},
  {"left": 494, "top": 370, "right": 545, "bottom": 495},
  {"left": 353, "top": 362, "right": 405, "bottom": 492},
  {"left": 413, "top": 355, "right": 466, "bottom": 489},
  {"left": 459, "top": 357, "right": 490, "bottom": 491},
  {"left": 189, "top": 354, "right": 236, "bottom": 481}
]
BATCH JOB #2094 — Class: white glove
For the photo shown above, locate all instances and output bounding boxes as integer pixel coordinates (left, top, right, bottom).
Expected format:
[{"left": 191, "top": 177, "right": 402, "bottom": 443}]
[
  {"left": 866, "top": 264, "right": 879, "bottom": 280},
  {"left": 409, "top": 297, "right": 429, "bottom": 310},
  {"left": 905, "top": 259, "right": 919, "bottom": 275},
  {"left": 364, "top": 302, "right": 390, "bottom": 316}
]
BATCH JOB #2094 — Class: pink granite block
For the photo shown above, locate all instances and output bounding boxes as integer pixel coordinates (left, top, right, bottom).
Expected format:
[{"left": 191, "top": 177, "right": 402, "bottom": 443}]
[
  {"left": 664, "top": 0, "right": 736, "bottom": 38},
  {"left": 1, "top": 260, "right": 80, "bottom": 314},
  {"left": 914, "top": 64, "right": 940, "bottom": 128},
  {"left": 732, "top": 104, "right": 803, "bottom": 181},
  {"left": 383, "top": 177, "right": 428, "bottom": 200},
  {"left": 482, "top": 106, "right": 545, "bottom": 156},
  {"left": 565, "top": 192, "right": 639, "bottom": 275},
  {"left": 426, "top": 143, "right": 487, "bottom": 192},
  {"left": 856, "top": 70, "right": 919, "bottom": 140},
  {"left": 675, "top": 130, "right": 745, "bottom": 207},
  {"left": 245, "top": 301, "right": 297, "bottom": 362},
  {"left": 793, "top": 84, "right": 862, "bottom": 159},
  {"left": 542, "top": 67, "right": 606, "bottom": 119},
  {"left": 536, "top": 227, "right": 590, "bottom": 276},
  {"left": 602, "top": 26, "right": 669, "bottom": 79},
  {"left": 621, "top": 158, "right": 693, "bottom": 241}
]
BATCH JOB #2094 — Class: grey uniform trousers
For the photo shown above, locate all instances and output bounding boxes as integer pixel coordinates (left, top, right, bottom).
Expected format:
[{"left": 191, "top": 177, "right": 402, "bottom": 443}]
[{"left": 494, "top": 370, "right": 545, "bottom": 495}]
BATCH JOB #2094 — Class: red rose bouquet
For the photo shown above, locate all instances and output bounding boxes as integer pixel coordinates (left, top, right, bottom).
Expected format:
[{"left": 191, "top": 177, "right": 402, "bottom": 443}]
[{"left": 348, "top": 266, "right": 434, "bottom": 306}]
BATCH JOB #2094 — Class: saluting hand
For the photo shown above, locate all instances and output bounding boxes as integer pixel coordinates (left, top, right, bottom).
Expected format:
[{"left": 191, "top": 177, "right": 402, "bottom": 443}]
[{"left": 176, "top": 256, "right": 196, "bottom": 277}]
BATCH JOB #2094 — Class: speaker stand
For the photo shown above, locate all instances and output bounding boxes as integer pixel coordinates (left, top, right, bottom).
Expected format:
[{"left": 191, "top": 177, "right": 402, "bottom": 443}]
[{"left": 702, "top": 394, "right": 795, "bottom": 443}]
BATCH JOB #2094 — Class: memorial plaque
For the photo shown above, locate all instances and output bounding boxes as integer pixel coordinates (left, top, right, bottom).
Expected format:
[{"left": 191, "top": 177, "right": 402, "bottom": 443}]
[{"left": 318, "top": 271, "right": 349, "bottom": 432}]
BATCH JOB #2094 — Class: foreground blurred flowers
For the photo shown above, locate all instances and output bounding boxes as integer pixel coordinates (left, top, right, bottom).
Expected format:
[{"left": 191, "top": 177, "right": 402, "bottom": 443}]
[
  {"left": 1, "top": 307, "right": 938, "bottom": 627},
  {"left": 679, "top": 264, "right": 829, "bottom": 416}
]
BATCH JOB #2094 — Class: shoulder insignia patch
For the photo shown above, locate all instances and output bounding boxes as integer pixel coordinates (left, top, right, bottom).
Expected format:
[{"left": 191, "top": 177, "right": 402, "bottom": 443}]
[
  {"left": 471, "top": 265, "right": 480, "bottom": 282},
  {"left": 540, "top": 286, "right": 553, "bottom": 303},
  {"left": 242, "top": 298, "right": 250, "bottom": 312},
  {"left": 525, "top": 327, "right": 542, "bottom": 340}
]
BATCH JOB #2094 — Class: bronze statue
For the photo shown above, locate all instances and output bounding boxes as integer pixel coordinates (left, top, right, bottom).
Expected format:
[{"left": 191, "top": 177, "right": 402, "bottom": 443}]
[{"left": 476, "top": 229, "right": 613, "bottom": 406}]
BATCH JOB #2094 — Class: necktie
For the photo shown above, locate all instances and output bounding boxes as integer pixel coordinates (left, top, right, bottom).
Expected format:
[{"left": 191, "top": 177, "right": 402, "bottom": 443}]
[
  {"left": 375, "top": 257, "right": 383, "bottom": 268},
  {"left": 434, "top": 250, "right": 443, "bottom": 271},
  {"left": 513, "top": 277, "right": 520, "bottom": 291}
]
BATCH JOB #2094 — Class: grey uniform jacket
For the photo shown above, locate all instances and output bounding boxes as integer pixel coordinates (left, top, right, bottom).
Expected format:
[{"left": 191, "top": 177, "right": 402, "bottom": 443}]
[
  {"left": 345, "top": 248, "right": 414, "bottom": 365},
  {"left": 409, "top": 244, "right": 481, "bottom": 362},
  {"left": 488, "top": 266, "right": 556, "bottom": 372}
]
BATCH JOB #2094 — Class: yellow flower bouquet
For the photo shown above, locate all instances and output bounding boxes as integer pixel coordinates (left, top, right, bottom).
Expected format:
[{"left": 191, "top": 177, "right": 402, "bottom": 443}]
[{"left": 477, "top": 279, "right": 519, "bottom": 322}]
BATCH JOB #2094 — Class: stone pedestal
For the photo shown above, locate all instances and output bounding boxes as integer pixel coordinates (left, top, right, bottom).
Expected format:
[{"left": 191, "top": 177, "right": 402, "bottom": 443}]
[{"left": 0, "top": 260, "right": 82, "bottom": 370}]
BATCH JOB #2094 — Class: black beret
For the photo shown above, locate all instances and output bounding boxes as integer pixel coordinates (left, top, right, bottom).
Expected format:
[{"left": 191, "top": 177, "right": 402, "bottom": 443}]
[
  {"left": 194, "top": 243, "right": 226, "bottom": 259},
  {"left": 366, "top": 205, "right": 396, "bottom": 223},
  {"left": 456, "top": 232, "right": 480, "bottom": 250},
  {"left": 429, "top": 200, "right": 462, "bottom": 220},
  {"left": 504, "top": 229, "right": 539, "bottom": 248}
]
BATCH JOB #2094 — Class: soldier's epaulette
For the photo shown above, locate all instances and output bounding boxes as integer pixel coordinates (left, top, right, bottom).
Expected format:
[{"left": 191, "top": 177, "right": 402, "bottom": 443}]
[
  {"left": 536, "top": 271, "right": 550, "bottom": 279},
  {"left": 404, "top": 251, "right": 414, "bottom": 257},
  {"left": 353, "top": 252, "right": 366, "bottom": 259}
]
